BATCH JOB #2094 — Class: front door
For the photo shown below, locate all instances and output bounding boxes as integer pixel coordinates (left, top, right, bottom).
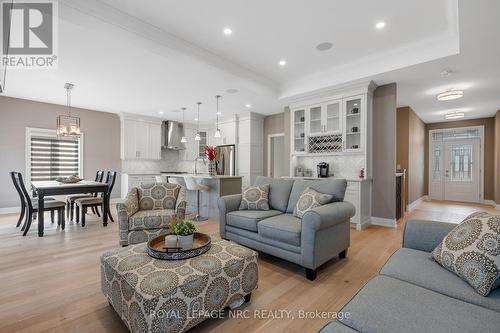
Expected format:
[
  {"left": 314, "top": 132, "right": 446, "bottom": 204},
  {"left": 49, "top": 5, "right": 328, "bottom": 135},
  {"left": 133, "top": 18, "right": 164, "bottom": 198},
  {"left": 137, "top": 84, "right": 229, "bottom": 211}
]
[{"left": 443, "top": 139, "right": 481, "bottom": 202}]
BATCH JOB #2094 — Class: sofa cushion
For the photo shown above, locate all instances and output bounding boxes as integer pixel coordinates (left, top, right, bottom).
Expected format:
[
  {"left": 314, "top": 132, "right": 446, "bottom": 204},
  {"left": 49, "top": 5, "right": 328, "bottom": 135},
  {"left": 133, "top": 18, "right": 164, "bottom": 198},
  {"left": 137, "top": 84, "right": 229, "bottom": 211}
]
[
  {"left": 338, "top": 275, "right": 500, "bottom": 333},
  {"left": 239, "top": 184, "right": 270, "bottom": 211},
  {"left": 226, "top": 210, "right": 282, "bottom": 232},
  {"left": 380, "top": 248, "right": 500, "bottom": 312},
  {"left": 138, "top": 183, "right": 180, "bottom": 210},
  {"left": 258, "top": 214, "right": 301, "bottom": 246},
  {"left": 129, "top": 209, "right": 174, "bottom": 231},
  {"left": 432, "top": 211, "right": 500, "bottom": 296},
  {"left": 293, "top": 187, "right": 333, "bottom": 218},
  {"left": 286, "top": 179, "right": 347, "bottom": 213},
  {"left": 254, "top": 176, "right": 295, "bottom": 212}
]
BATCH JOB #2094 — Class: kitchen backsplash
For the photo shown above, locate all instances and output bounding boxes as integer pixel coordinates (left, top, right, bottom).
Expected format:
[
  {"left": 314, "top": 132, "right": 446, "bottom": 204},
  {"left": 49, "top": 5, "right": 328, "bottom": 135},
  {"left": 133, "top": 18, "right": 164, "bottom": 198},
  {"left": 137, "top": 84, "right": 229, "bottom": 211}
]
[
  {"left": 121, "top": 150, "right": 208, "bottom": 174},
  {"left": 293, "top": 154, "right": 365, "bottom": 179}
]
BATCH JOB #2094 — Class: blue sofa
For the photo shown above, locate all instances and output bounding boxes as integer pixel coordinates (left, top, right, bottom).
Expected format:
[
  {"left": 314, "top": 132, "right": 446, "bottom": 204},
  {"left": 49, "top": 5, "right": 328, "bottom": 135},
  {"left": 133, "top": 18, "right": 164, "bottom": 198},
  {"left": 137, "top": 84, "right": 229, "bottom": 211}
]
[
  {"left": 218, "top": 176, "right": 355, "bottom": 280},
  {"left": 319, "top": 219, "right": 500, "bottom": 332}
]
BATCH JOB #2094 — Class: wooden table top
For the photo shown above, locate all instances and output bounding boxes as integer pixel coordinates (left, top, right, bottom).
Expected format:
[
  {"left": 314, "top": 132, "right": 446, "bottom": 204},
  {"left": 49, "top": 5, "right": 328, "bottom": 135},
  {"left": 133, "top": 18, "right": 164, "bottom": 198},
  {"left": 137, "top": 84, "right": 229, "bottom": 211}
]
[{"left": 31, "top": 180, "right": 108, "bottom": 190}]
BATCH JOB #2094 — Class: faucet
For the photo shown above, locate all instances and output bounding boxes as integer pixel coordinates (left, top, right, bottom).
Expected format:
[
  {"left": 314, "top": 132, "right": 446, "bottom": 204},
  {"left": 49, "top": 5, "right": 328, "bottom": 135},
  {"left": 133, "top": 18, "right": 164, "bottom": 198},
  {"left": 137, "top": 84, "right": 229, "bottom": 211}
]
[{"left": 194, "top": 155, "right": 206, "bottom": 175}]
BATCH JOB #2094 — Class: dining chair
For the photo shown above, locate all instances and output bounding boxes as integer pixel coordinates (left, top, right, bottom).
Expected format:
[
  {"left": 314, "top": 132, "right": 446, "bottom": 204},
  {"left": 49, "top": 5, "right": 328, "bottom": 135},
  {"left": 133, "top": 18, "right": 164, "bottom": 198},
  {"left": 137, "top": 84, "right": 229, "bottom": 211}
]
[
  {"left": 10, "top": 172, "right": 66, "bottom": 236},
  {"left": 66, "top": 170, "right": 104, "bottom": 221},
  {"left": 10, "top": 171, "right": 56, "bottom": 227},
  {"left": 75, "top": 171, "right": 116, "bottom": 227}
]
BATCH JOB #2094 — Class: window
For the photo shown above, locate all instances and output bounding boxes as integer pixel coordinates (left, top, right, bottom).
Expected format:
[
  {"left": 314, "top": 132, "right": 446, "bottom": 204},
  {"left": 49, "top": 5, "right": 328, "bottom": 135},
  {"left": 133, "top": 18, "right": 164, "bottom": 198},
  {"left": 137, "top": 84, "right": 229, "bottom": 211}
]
[{"left": 26, "top": 128, "right": 83, "bottom": 182}]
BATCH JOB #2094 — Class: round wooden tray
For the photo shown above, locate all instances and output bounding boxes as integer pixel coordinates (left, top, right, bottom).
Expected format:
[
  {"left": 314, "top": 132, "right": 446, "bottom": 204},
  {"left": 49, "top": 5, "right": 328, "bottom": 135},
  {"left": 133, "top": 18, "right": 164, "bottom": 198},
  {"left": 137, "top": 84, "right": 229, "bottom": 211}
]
[{"left": 146, "top": 233, "right": 211, "bottom": 260}]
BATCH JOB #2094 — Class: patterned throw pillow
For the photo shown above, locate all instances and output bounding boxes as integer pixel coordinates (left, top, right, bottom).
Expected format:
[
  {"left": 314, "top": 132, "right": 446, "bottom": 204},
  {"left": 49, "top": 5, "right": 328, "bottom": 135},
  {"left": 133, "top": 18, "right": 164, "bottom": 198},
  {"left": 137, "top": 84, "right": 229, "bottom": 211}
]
[
  {"left": 239, "top": 184, "right": 270, "bottom": 211},
  {"left": 293, "top": 187, "right": 333, "bottom": 219},
  {"left": 138, "top": 183, "right": 180, "bottom": 210},
  {"left": 432, "top": 211, "right": 500, "bottom": 296}
]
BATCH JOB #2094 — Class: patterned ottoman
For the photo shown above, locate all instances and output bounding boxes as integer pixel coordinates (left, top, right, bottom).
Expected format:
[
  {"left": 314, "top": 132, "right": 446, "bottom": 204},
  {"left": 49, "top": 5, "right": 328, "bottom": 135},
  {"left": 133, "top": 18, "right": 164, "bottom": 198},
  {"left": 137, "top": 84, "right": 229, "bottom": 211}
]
[{"left": 100, "top": 239, "right": 258, "bottom": 333}]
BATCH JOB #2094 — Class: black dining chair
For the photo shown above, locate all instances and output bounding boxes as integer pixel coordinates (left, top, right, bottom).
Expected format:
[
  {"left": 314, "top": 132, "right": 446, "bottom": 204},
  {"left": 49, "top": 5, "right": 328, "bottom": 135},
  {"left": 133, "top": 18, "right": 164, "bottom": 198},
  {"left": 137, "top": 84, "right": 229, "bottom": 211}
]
[
  {"left": 66, "top": 170, "right": 104, "bottom": 221},
  {"left": 75, "top": 171, "right": 116, "bottom": 227},
  {"left": 10, "top": 171, "right": 57, "bottom": 227},
  {"left": 10, "top": 172, "right": 66, "bottom": 236}
]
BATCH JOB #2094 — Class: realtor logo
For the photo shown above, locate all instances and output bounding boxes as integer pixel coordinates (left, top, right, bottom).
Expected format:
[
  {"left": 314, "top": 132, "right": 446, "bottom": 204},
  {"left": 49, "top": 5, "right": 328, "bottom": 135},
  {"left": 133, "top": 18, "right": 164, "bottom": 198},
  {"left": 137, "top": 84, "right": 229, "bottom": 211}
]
[{"left": 1, "top": 0, "right": 58, "bottom": 68}]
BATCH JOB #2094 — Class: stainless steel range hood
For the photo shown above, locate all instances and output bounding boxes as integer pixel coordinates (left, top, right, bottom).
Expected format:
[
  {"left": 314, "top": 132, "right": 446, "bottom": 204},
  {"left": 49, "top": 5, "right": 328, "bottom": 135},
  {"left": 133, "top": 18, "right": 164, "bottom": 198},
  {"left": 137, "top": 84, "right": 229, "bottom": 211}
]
[{"left": 161, "top": 121, "right": 186, "bottom": 150}]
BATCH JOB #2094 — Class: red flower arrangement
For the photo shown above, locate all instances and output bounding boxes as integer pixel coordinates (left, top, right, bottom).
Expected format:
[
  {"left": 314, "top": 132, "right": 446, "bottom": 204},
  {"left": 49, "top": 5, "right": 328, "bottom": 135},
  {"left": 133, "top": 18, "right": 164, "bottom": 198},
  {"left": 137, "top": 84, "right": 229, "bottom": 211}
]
[{"left": 205, "top": 145, "right": 217, "bottom": 161}]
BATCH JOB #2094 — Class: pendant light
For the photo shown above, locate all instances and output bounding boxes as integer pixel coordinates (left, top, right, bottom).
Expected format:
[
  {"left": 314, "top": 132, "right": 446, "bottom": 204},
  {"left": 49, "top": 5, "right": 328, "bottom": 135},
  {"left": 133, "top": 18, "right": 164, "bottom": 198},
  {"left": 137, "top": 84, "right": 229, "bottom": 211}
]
[
  {"left": 214, "top": 95, "right": 222, "bottom": 138},
  {"left": 194, "top": 102, "right": 201, "bottom": 141},
  {"left": 56, "top": 83, "right": 81, "bottom": 139},
  {"left": 180, "top": 107, "right": 187, "bottom": 143}
]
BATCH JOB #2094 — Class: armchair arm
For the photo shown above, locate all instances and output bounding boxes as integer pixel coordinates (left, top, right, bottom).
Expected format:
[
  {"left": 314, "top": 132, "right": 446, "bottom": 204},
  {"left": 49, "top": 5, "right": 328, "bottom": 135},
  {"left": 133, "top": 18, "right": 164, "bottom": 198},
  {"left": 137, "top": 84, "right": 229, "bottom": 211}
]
[
  {"left": 402, "top": 219, "right": 455, "bottom": 252},
  {"left": 117, "top": 188, "right": 139, "bottom": 246},
  {"left": 218, "top": 194, "right": 242, "bottom": 238},
  {"left": 301, "top": 201, "right": 356, "bottom": 231},
  {"left": 175, "top": 186, "right": 187, "bottom": 220}
]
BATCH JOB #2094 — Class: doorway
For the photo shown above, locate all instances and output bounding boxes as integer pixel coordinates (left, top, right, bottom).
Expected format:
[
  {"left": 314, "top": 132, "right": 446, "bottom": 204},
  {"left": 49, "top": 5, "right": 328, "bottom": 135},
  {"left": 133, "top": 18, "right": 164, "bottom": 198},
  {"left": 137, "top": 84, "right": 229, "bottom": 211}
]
[
  {"left": 429, "top": 127, "right": 483, "bottom": 203},
  {"left": 268, "top": 134, "right": 285, "bottom": 178}
]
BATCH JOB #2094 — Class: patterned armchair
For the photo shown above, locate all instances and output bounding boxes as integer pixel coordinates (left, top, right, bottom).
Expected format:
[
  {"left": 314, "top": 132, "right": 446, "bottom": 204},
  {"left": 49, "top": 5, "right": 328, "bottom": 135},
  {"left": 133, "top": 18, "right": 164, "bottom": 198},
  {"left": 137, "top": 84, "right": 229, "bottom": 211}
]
[{"left": 117, "top": 183, "right": 187, "bottom": 246}]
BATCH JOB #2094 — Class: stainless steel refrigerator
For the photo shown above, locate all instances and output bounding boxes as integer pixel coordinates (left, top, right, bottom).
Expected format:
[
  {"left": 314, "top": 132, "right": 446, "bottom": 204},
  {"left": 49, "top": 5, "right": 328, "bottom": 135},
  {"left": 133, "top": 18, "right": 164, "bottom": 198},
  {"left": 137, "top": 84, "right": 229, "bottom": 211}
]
[{"left": 215, "top": 144, "right": 236, "bottom": 176}]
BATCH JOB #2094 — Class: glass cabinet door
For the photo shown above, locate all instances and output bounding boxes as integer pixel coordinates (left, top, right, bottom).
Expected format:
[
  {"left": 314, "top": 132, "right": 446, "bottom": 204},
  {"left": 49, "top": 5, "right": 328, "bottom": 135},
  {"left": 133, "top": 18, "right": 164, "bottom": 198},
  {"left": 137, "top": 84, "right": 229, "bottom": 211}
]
[
  {"left": 292, "top": 108, "right": 306, "bottom": 153},
  {"left": 324, "top": 100, "right": 341, "bottom": 134},
  {"left": 308, "top": 105, "right": 323, "bottom": 135},
  {"left": 344, "top": 96, "right": 363, "bottom": 152}
]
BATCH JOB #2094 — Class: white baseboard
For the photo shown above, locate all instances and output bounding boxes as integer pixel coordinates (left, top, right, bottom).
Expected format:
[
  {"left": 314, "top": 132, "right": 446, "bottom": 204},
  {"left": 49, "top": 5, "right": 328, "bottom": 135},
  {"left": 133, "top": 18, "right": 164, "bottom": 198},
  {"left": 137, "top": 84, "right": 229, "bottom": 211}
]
[
  {"left": 406, "top": 195, "right": 428, "bottom": 212},
  {"left": 370, "top": 216, "right": 397, "bottom": 228},
  {"left": 350, "top": 216, "right": 371, "bottom": 231},
  {"left": 482, "top": 200, "right": 499, "bottom": 208},
  {"left": 0, "top": 198, "right": 122, "bottom": 215}
]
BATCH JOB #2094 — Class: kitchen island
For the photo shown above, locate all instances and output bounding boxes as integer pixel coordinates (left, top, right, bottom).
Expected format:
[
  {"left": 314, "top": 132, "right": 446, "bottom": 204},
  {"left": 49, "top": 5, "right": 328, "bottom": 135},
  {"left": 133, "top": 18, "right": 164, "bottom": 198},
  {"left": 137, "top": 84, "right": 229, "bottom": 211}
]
[{"left": 161, "top": 173, "right": 243, "bottom": 219}]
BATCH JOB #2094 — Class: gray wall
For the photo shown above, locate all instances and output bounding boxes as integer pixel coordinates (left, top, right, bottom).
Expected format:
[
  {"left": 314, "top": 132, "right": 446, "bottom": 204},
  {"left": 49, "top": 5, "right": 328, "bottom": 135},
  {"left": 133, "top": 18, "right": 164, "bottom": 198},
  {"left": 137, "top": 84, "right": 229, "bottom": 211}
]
[
  {"left": 0, "top": 96, "right": 121, "bottom": 208},
  {"left": 408, "top": 109, "right": 426, "bottom": 204},
  {"left": 263, "top": 111, "right": 290, "bottom": 176},
  {"left": 372, "top": 84, "right": 397, "bottom": 220}
]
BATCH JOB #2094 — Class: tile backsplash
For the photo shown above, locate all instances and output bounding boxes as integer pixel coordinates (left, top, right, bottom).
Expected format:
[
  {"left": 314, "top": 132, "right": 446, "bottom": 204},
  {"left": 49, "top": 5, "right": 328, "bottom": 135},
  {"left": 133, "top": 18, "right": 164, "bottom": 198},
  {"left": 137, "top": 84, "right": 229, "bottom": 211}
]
[
  {"left": 121, "top": 150, "right": 208, "bottom": 174},
  {"left": 293, "top": 154, "right": 365, "bottom": 179}
]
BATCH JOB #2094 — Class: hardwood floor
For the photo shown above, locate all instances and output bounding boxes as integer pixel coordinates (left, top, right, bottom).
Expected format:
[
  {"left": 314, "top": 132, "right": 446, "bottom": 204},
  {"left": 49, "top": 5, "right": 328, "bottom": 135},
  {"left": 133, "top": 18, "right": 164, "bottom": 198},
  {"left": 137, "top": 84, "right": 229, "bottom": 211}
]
[{"left": 0, "top": 201, "right": 497, "bottom": 333}]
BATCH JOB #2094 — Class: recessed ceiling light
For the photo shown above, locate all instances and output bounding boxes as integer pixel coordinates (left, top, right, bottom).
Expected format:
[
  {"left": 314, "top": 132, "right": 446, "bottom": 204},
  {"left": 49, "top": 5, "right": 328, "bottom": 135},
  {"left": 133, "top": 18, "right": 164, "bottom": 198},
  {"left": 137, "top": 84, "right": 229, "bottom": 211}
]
[
  {"left": 279, "top": 59, "right": 287, "bottom": 66},
  {"left": 245, "top": 104, "right": 252, "bottom": 108},
  {"left": 316, "top": 42, "right": 333, "bottom": 51},
  {"left": 445, "top": 111, "right": 465, "bottom": 120},
  {"left": 375, "top": 21, "right": 386, "bottom": 29},
  {"left": 194, "top": 117, "right": 198, "bottom": 121},
  {"left": 223, "top": 27, "right": 232, "bottom": 36},
  {"left": 216, "top": 111, "right": 222, "bottom": 115},
  {"left": 158, "top": 111, "right": 164, "bottom": 115},
  {"left": 437, "top": 89, "right": 464, "bottom": 101},
  {"left": 226, "top": 88, "right": 238, "bottom": 94}
]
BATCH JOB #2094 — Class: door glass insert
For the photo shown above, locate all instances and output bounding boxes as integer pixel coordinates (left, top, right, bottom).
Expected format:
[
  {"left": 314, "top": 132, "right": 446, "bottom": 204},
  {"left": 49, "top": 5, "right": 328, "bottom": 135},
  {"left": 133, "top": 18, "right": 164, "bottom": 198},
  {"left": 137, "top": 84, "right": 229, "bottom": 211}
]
[
  {"left": 433, "top": 144, "right": 441, "bottom": 180},
  {"left": 450, "top": 144, "right": 472, "bottom": 181}
]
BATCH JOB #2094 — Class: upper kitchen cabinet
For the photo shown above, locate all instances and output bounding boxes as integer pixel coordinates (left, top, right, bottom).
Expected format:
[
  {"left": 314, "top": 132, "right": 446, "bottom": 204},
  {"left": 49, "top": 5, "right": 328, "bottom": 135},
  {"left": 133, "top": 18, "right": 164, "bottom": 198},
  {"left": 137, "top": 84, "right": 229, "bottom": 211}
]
[
  {"left": 289, "top": 81, "right": 375, "bottom": 156},
  {"left": 120, "top": 114, "right": 162, "bottom": 160}
]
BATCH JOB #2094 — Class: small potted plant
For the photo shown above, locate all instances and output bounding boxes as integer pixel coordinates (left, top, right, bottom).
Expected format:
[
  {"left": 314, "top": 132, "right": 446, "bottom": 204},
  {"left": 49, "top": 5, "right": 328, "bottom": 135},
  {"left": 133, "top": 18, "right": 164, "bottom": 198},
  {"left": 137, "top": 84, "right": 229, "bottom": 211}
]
[
  {"left": 172, "top": 220, "right": 197, "bottom": 250},
  {"left": 205, "top": 145, "right": 217, "bottom": 176}
]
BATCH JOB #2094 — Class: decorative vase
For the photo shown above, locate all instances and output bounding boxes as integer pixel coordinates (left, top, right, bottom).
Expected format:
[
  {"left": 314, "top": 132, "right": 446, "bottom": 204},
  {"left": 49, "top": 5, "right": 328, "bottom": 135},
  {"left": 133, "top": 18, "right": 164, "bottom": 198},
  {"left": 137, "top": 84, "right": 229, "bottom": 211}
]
[
  {"left": 178, "top": 234, "right": 194, "bottom": 250},
  {"left": 208, "top": 160, "right": 216, "bottom": 176},
  {"left": 164, "top": 235, "right": 178, "bottom": 248}
]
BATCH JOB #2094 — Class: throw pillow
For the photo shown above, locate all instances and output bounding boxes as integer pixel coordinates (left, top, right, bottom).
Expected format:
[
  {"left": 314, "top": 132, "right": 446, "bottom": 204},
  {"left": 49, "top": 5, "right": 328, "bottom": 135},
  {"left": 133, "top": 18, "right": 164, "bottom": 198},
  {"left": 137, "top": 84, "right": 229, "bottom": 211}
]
[
  {"left": 239, "top": 184, "right": 270, "bottom": 211},
  {"left": 138, "top": 183, "right": 180, "bottom": 210},
  {"left": 432, "top": 211, "right": 500, "bottom": 296},
  {"left": 293, "top": 187, "right": 333, "bottom": 219}
]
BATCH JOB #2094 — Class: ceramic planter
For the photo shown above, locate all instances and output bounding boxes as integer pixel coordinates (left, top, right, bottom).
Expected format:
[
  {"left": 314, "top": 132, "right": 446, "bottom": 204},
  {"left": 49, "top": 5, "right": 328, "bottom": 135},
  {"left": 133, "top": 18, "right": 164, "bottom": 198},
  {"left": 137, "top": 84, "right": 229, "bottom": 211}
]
[{"left": 178, "top": 234, "right": 194, "bottom": 250}]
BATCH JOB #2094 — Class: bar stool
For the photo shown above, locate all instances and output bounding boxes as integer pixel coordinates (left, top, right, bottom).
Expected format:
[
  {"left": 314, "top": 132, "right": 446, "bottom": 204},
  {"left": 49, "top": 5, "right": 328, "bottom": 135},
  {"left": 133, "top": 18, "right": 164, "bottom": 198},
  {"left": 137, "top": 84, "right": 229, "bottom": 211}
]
[{"left": 183, "top": 176, "right": 209, "bottom": 221}]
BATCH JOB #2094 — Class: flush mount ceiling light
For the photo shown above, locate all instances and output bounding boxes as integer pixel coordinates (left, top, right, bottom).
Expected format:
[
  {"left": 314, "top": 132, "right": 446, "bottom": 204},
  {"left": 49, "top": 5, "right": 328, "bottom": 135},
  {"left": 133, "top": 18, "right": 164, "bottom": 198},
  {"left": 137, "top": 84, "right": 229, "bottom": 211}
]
[
  {"left": 279, "top": 59, "right": 287, "bottom": 67},
  {"left": 437, "top": 89, "right": 464, "bottom": 101},
  {"left": 445, "top": 111, "right": 465, "bottom": 120},
  {"left": 375, "top": 21, "right": 386, "bottom": 29},
  {"left": 158, "top": 110, "right": 164, "bottom": 115},
  {"left": 214, "top": 95, "right": 222, "bottom": 138},
  {"left": 180, "top": 107, "right": 187, "bottom": 143},
  {"left": 245, "top": 104, "right": 252, "bottom": 108},
  {"left": 316, "top": 42, "right": 333, "bottom": 51},
  {"left": 195, "top": 102, "right": 201, "bottom": 141},
  {"left": 223, "top": 27, "right": 232, "bottom": 35},
  {"left": 56, "top": 83, "right": 81, "bottom": 139}
]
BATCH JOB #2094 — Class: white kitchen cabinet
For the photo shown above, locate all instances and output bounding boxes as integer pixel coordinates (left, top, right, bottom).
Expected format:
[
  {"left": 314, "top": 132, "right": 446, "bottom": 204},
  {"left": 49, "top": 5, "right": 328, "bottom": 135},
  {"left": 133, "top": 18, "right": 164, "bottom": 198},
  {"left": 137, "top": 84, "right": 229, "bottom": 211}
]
[
  {"left": 343, "top": 95, "right": 364, "bottom": 153},
  {"left": 291, "top": 108, "right": 307, "bottom": 154},
  {"left": 120, "top": 114, "right": 162, "bottom": 160},
  {"left": 307, "top": 100, "right": 342, "bottom": 136}
]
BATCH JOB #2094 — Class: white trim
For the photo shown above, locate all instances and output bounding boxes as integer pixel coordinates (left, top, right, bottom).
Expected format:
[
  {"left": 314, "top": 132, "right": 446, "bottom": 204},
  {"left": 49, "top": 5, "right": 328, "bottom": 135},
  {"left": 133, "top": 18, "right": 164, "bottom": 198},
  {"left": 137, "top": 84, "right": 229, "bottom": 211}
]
[
  {"left": 267, "top": 133, "right": 285, "bottom": 177},
  {"left": 25, "top": 127, "right": 84, "bottom": 185},
  {"left": 351, "top": 217, "right": 371, "bottom": 231},
  {"left": 370, "top": 217, "right": 397, "bottom": 228},
  {"left": 406, "top": 195, "right": 428, "bottom": 211},
  {"left": 428, "top": 125, "right": 484, "bottom": 203},
  {"left": 482, "top": 200, "right": 499, "bottom": 208}
]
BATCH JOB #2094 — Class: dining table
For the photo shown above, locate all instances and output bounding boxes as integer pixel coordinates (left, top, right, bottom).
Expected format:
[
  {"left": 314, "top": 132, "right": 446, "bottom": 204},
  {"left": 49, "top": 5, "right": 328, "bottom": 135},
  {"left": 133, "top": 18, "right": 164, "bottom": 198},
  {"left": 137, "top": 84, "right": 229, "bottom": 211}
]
[{"left": 31, "top": 180, "right": 109, "bottom": 237}]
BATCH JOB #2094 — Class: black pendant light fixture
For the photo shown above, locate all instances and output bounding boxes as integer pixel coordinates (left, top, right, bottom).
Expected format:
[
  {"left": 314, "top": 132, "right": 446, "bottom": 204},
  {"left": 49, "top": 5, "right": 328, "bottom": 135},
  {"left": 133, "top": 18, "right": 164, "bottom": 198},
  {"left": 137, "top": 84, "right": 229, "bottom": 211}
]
[
  {"left": 214, "top": 95, "right": 222, "bottom": 138},
  {"left": 194, "top": 102, "right": 201, "bottom": 141}
]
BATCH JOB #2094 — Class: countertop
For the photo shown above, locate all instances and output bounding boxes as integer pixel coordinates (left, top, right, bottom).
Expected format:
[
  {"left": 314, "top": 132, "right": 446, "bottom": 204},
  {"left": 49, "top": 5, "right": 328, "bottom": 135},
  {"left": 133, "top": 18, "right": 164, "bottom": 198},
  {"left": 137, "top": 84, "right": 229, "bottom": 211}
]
[
  {"left": 282, "top": 176, "right": 372, "bottom": 183},
  {"left": 160, "top": 173, "right": 243, "bottom": 179}
]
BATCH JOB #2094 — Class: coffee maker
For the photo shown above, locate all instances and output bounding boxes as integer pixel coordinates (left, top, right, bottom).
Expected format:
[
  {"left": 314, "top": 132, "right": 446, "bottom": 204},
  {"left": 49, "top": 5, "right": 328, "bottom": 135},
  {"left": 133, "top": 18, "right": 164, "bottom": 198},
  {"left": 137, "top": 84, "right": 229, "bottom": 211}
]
[{"left": 317, "top": 162, "right": 330, "bottom": 178}]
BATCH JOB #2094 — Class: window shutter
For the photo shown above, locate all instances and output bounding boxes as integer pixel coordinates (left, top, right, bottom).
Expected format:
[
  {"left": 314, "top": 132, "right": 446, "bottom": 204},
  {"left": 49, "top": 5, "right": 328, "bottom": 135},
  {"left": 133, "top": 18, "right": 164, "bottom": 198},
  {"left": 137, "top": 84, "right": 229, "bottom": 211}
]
[{"left": 30, "top": 136, "right": 80, "bottom": 181}]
